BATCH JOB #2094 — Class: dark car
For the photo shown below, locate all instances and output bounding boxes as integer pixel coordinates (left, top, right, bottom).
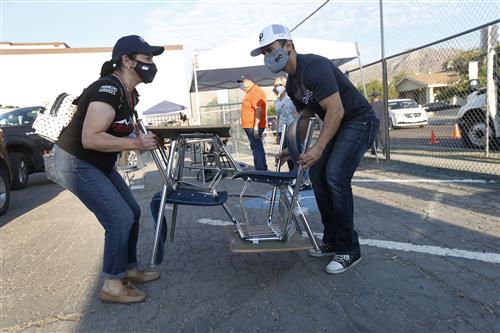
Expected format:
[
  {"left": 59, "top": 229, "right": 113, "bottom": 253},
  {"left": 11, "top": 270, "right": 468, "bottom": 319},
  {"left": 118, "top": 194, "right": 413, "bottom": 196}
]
[
  {"left": 0, "top": 106, "right": 53, "bottom": 189},
  {"left": 423, "top": 101, "right": 461, "bottom": 112},
  {"left": 0, "top": 128, "right": 12, "bottom": 215}
]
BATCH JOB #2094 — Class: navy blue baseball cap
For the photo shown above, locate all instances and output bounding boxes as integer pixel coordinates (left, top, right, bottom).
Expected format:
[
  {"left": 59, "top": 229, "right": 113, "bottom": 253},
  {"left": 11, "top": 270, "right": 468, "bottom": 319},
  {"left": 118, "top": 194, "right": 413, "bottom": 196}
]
[{"left": 112, "top": 35, "right": 164, "bottom": 62}]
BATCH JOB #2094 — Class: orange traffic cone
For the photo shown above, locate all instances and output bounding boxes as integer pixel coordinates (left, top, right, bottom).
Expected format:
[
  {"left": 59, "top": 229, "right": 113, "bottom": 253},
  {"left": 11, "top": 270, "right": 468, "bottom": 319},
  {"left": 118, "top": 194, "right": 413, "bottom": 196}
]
[
  {"left": 453, "top": 124, "right": 461, "bottom": 139},
  {"left": 430, "top": 130, "right": 439, "bottom": 144}
]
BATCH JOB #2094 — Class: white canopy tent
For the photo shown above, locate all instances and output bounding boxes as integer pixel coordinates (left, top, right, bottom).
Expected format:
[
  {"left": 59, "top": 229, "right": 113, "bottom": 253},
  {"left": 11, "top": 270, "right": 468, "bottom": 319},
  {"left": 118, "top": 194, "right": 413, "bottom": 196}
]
[
  {"left": 190, "top": 36, "right": 362, "bottom": 92},
  {"left": 189, "top": 36, "right": 368, "bottom": 124}
]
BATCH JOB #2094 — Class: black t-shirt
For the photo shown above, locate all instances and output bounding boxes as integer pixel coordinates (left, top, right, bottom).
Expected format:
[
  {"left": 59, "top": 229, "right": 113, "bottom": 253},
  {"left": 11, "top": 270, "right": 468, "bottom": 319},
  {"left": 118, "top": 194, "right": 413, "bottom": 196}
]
[
  {"left": 57, "top": 75, "right": 137, "bottom": 171},
  {"left": 286, "top": 54, "right": 373, "bottom": 122}
]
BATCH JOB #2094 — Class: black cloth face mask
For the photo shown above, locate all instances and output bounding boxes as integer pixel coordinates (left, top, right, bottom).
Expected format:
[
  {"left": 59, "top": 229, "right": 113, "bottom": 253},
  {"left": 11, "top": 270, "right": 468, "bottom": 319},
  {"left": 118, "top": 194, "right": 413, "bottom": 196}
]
[{"left": 133, "top": 59, "right": 157, "bottom": 84}]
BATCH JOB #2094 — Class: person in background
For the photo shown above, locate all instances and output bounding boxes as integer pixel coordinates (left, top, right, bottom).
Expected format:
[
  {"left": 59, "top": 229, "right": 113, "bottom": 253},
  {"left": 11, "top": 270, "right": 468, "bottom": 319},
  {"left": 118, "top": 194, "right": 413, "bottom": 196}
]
[
  {"left": 274, "top": 76, "right": 298, "bottom": 145},
  {"left": 369, "top": 91, "right": 382, "bottom": 155},
  {"left": 274, "top": 76, "right": 296, "bottom": 169},
  {"left": 238, "top": 74, "right": 268, "bottom": 171},
  {"left": 274, "top": 76, "right": 312, "bottom": 190},
  {"left": 49, "top": 35, "right": 164, "bottom": 303},
  {"left": 251, "top": 24, "right": 379, "bottom": 274},
  {"left": 370, "top": 91, "right": 381, "bottom": 103}
]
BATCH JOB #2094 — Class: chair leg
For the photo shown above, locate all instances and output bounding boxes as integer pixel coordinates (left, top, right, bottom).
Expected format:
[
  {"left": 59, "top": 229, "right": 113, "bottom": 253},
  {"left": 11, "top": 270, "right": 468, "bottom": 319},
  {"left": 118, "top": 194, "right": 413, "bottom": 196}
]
[
  {"left": 169, "top": 204, "right": 179, "bottom": 242},
  {"left": 221, "top": 203, "right": 245, "bottom": 239},
  {"left": 150, "top": 185, "right": 168, "bottom": 266},
  {"left": 267, "top": 186, "right": 279, "bottom": 225},
  {"left": 238, "top": 181, "right": 251, "bottom": 225},
  {"left": 283, "top": 184, "right": 320, "bottom": 251}
]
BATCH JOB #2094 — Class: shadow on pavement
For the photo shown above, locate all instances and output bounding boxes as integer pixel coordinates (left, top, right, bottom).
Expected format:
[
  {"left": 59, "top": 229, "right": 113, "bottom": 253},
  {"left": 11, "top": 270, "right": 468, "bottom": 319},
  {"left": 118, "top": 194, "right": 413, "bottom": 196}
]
[{"left": 1, "top": 172, "right": 64, "bottom": 227}]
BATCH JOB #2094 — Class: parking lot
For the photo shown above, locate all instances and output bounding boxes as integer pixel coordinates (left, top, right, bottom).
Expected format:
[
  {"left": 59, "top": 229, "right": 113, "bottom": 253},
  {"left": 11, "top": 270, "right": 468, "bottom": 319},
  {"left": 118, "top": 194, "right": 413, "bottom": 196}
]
[{"left": 1, "top": 154, "right": 499, "bottom": 332}]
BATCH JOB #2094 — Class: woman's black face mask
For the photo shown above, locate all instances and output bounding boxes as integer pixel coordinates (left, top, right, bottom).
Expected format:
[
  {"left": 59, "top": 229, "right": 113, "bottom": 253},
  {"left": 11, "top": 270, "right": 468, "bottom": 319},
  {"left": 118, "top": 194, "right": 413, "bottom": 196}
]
[{"left": 133, "top": 59, "right": 157, "bottom": 84}]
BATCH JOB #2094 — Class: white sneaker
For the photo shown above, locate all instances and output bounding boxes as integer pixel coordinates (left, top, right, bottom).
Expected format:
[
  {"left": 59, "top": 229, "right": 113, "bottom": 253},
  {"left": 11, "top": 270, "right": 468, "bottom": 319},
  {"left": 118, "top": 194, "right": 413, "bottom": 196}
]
[{"left": 325, "top": 253, "right": 361, "bottom": 274}]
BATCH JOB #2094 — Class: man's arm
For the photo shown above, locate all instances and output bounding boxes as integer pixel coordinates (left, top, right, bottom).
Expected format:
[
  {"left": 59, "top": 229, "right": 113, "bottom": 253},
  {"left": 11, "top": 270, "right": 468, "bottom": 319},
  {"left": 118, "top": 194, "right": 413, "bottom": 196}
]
[
  {"left": 298, "top": 92, "right": 344, "bottom": 169},
  {"left": 254, "top": 106, "right": 262, "bottom": 131}
]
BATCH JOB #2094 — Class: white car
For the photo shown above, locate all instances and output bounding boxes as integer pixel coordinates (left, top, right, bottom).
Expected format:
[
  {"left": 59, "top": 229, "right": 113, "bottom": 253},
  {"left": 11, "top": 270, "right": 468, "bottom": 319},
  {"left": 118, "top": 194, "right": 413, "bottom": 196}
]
[
  {"left": 457, "top": 88, "right": 499, "bottom": 149},
  {"left": 388, "top": 99, "right": 428, "bottom": 129}
]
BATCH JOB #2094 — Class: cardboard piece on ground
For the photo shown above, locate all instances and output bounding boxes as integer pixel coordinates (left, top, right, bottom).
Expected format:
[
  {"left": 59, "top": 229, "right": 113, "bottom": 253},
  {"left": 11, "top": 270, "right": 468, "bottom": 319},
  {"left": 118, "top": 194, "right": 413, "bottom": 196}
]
[{"left": 225, "top": 225, "right": 313, "bottom": 253}]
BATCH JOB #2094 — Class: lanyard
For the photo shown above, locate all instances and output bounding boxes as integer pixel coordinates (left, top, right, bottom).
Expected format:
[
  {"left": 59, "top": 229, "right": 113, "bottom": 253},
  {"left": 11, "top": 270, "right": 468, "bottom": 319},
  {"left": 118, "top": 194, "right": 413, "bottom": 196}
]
[
  {"left": 111, "top": 73, "right": 139, "bottom": 128},
  {"left": 112, "top": 73, "right": 135, "bottom": 111}
]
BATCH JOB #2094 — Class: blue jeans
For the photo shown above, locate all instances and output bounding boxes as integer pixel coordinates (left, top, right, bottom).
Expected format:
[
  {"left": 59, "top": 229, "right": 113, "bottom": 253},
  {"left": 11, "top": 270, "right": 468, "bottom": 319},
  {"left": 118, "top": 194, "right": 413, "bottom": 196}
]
[
  {"left": 244, "top": 128, "right": 268, "bottom": 171},
  {"left": 309, "top": 113, "right": 379, "bottom": 254},
  {"left": 49, "top": 145, "right": 140, "bottom": 279}
]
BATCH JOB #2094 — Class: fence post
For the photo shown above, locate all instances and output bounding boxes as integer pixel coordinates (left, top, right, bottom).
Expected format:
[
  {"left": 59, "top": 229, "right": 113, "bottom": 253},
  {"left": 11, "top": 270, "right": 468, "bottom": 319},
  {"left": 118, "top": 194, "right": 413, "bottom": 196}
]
[
  {"left": 485, "top": 24, "right": 498, "bottom": 157},
  {"left": 380, "top": 0, "right": 390, "bottom": 160}
]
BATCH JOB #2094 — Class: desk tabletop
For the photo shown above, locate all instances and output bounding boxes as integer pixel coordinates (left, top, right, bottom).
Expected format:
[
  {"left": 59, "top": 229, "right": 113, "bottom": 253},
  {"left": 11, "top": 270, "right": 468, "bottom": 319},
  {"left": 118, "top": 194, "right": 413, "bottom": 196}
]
[{"left": 147, "top": 125, "right": 231, "bottom": 138}]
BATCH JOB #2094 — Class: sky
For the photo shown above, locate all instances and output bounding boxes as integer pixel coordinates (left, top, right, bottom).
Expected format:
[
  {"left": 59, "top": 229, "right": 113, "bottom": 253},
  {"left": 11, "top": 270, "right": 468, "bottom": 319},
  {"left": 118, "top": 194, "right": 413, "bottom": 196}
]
[{"left": 1, "top": 0, "right": 499, "bottom": 65}]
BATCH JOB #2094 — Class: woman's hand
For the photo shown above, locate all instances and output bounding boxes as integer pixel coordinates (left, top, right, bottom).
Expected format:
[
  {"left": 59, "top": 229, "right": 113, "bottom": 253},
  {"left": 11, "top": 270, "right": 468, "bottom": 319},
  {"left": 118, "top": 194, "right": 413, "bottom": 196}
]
[
  {"left": 135, "top": 132, "right": 157, "bottom": 151},
  {"left": 276, "top": 148, "right": 290, "bottom": 166}
]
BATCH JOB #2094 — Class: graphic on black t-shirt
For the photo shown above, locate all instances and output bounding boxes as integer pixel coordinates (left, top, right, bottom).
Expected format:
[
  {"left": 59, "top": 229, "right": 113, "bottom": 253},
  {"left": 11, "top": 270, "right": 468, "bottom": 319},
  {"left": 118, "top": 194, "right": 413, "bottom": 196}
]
[
  {"left": 293, "top": 78, "right": 317, "bottom": 105},
  {"left": 109, "top": 116, "right": 134, "bottom": 135}
]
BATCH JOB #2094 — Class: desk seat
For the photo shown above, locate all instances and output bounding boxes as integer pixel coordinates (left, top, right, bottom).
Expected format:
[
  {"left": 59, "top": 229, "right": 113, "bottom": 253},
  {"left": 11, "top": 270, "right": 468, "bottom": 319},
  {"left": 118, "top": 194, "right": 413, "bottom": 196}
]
[
  {"left": 233, "top": 170, "right": 297, "bottom": 186},
  {"left": 166, "top": 189, "right": 228, "bottom": 206}
]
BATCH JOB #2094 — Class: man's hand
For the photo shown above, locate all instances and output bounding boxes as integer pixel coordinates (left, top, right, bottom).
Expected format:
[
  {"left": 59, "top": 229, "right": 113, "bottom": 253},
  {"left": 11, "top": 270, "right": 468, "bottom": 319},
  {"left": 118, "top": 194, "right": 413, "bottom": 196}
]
[
  {"left": 253, "top": 128, "right": 260, "bottom": 140},
  {"left": 298, "top": 143, "right": 324, "bottom": 169},
  {"left": 276, "top": 148, "right": 290, "bottom": 166},
  {"left": 136, "top": 132, "right": 157, "bottom": 151}
]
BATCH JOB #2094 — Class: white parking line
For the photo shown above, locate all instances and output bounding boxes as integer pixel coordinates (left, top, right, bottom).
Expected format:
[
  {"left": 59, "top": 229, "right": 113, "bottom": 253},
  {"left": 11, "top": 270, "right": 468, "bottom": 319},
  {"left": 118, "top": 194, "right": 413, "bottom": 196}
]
[
  {"left": 196, "top": 219, "right": 500, "bottom": 264},
  {"left": 353, "top": 179, "right": 496, "bottom": 183},
  {"left": 359, "top": 238, "right": 500, "bottom": 264}
]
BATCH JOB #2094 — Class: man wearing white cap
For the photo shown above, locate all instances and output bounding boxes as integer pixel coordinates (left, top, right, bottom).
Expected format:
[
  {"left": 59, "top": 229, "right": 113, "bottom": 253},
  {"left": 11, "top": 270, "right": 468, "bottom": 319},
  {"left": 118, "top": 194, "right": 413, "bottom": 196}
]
[{"left": 251, "top": 24, "right": 379, "bottom": 274}]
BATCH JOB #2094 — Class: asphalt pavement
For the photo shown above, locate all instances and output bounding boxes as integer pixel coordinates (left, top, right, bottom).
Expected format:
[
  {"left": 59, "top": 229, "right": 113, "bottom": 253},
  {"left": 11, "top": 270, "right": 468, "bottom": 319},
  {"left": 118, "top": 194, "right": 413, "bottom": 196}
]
[{"left": 1, "top": 154, "right": 499, "bottom": 332}]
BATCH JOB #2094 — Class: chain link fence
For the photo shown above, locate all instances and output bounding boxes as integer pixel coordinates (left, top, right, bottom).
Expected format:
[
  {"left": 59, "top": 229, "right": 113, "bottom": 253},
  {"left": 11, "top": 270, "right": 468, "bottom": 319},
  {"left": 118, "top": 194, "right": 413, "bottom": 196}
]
[
  {"left": 346, "top": 21, "right": 499, "bottom": 176},
  {"left": 189, "top": 1, "right": 499, "bottom": 176},
  {"left": 197, "top": 101, "right": 284, "bottom": 160},
  {"left": 199, "top": 104, "right": 252, "bottom": 158}
]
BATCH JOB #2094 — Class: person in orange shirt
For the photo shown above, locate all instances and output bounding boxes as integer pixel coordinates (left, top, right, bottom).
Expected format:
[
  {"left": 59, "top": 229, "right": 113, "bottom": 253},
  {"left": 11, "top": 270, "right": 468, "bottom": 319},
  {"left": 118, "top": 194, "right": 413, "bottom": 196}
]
[{"left": 238, "top": 74, "right": 268, "bottom": 170}]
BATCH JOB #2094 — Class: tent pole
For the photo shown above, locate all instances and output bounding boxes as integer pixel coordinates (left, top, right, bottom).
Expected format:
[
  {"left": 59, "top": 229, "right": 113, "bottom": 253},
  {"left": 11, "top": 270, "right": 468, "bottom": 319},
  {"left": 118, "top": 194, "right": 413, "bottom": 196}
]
[
  {"left": 355, "top": 42, "right": 368, "bottom": 99},
  {"left": 193, "top": 55, "right": 201, "bottom": 125}
]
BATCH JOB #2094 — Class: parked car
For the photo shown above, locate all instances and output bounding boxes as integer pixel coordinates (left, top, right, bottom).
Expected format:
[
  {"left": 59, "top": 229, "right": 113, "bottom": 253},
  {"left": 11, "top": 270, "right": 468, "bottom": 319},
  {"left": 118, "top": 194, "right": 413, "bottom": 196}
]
[
  {"left": 0, "top": 128, "right": 12, "bottom": 215},
  {"left": 0, "top": 106, "right": 53, "bottom": 189},
  {"left": 457, "top": 88, "right": 499, "bottom": 149},
  {"left": 423, "top": 101, "right": 461, "bottom": 112},
  {"left": 388, "top": 99, "right": 428, "bottom": 129}
]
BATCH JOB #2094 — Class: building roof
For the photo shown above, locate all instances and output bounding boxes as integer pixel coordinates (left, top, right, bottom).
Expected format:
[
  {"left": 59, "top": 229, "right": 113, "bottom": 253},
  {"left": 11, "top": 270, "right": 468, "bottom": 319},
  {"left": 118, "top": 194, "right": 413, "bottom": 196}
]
[
  {"left": 0, "top": 41, "right": 70, "bottom": 49},
  {"left": 0, "top": 42, "right": 183, "bottom": 55},
  {"left": 412, "top": 72, "right": 460, "bottom": 85},
  {"left": 396, "top": 71, "right": 460, "bottom": 88}
]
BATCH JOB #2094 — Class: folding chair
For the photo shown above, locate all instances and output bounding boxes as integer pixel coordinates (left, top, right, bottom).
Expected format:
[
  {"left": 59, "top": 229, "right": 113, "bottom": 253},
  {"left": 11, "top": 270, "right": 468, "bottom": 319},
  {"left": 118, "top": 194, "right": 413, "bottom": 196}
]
[
  {"left": 138, "top": 122, "right": 242, "bottom": 266},
  {"left": 230, "top": 113, "right": 320, "bottom": 251}
]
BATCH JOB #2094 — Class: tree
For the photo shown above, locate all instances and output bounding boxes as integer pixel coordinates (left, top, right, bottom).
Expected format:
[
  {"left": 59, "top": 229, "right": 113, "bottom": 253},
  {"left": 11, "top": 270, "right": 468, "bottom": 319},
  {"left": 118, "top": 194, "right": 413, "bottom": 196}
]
[
  {"left": 267, "top": 103, "right": 276, "bottom": 116},
  {"left": 438, "top": 45, "right": 500, "bottom": 99},
  {"left": 357, "top": 79, "right": 398, "bottom": 101}
]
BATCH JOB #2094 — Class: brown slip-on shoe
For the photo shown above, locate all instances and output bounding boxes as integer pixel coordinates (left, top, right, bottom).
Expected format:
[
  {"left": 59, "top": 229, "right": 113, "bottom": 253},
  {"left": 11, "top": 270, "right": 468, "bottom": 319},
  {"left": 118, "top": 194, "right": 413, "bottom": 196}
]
[
  {"left": 100, "top": 282, "right": 145, "bottom": 304},
  {"left": 122, "top": 270, "right": 160, "bottom": 284}
]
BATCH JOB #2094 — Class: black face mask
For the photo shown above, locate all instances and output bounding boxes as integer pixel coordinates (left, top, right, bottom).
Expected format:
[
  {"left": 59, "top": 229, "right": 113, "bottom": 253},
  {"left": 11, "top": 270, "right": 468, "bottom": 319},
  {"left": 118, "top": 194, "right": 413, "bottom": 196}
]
[{"left": 133, "top": 60, "right": 157, "bottom": 84}]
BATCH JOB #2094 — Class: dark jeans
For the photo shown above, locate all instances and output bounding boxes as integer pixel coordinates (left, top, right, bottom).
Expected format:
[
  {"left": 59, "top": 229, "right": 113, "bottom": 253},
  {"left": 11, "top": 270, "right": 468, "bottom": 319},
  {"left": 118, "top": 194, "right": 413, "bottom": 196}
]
[
  {"left": 244, "top": 128, "right": 268, "bottom": 171},
  {"left": 49, "top": 145, "right": 140, "bottom": 279},
  {"left": 309, "top": 113, "right": 379, "bottom": 254}
]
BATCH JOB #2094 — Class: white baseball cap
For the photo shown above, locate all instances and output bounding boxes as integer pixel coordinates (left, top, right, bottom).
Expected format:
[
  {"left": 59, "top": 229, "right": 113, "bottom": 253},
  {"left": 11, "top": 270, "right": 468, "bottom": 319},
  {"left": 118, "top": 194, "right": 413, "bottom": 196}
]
[{"left": 250, "top": 24, "right": 293, "bottom": 57}]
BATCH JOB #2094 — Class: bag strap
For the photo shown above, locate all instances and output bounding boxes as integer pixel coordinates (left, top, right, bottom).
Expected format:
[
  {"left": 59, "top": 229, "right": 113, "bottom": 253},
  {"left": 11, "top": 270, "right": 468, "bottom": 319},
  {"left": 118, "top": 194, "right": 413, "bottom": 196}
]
[{"left": 49, "top": 93, "right": 70, "bottom": 116}]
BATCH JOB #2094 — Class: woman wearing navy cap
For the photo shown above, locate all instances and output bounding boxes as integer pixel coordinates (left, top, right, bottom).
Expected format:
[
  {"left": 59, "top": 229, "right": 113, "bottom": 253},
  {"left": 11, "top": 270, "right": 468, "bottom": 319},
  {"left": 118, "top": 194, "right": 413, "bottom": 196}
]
[{"left": 49, "top": 35, "right": 164, "bottom": 303}]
